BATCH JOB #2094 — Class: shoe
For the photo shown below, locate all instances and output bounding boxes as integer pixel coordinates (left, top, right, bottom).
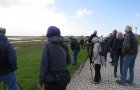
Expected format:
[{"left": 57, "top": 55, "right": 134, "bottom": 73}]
[
  {"left": 72, "top": 64, "right": 77, "bottom": 66},
  {"left": 126, "top": 80, "right": 133, "bottom": 85},
  {"left": 114, "top": 74, "right": 117, "bottom": 78},
  {"left": 109, "top": 61, "right": 113, "bottom": 63},
  {"left": 116, "top": 80, "right": 127, "bottom": 86},
  {"left": 91, "top": 81, "right": 99, "bottom": 84},
  {"left": 111, "top": 63, "right": 114, "bottom": 66}
]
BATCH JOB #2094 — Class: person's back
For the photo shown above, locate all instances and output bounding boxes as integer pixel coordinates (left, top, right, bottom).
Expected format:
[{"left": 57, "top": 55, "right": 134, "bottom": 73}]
[
  {"left": 0, "top": 27, "right": 19, "bottom": 90},
  {"left": 38, "top": 26, "right": 71, "bottom": 90},
  {"left": 45, "top": 36, "right": 70, "bottom": 71},
  {"left": 69, "top": 37, "right": 80, "bottom": 66}
]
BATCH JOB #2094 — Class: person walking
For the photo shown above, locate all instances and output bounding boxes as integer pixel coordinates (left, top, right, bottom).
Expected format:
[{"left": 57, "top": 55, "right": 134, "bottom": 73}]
[
  {"left": 80, "top": 39, "right": 84, "bottom": 49},
  {"left": 38, "top": 26, "right": 71, "bottom": 90},
  {"left": 92, "top": 37, "right": 106, "bottom": 84},
  {"left": 0, "top": 27, "right": 19, "bottom": 90},
  {"left": 116, "top": 25, "right": 138, "bottom": 86},
  {"left": 69, "top": 37, "right": 80, "bottom": 66},
  {"left": 112, "top": 32, "right": 124, "bottom": 77}
]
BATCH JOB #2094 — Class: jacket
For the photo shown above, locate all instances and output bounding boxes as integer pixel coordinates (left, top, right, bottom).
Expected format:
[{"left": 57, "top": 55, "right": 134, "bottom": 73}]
[
  {"left": 88, "top": 33, "right": 97, "bottom": 43},
  {"left": 122, "top": 31, "right": 138, "bottom": 55},
  {"left": 70, "top": 38, "right": 80, "bottom": 51},
  {"left": 112, "top": 38, "right": 124, "bottom": 55},
  {"left": 0, "top": 33, "right": 17, "bottom": 76},
  {"left": 92, "top": 42, "right": 106, "bottom": 66},
  {"left": 39, "top": 36, "right": 71, "bottom": 84}
]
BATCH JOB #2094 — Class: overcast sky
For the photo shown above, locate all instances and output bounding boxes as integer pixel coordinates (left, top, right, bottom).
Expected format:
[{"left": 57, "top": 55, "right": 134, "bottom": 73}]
[{"left": 0, "top": 0, "right": 140, "bottom": 36}]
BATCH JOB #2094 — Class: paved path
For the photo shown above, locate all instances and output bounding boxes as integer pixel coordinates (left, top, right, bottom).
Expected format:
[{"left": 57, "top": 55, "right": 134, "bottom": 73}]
[{"left": 67, "top": 47, "right": 140, "bottom": 90}]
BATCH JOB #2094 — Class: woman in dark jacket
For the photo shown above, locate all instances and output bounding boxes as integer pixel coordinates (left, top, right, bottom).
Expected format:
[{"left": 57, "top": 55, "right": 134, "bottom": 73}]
[
  {"left": 112, "top": 32, "right": 124, "bottom": 77},
  {"left": 38, "top": 26, "right": 71, "bottom": 90}
]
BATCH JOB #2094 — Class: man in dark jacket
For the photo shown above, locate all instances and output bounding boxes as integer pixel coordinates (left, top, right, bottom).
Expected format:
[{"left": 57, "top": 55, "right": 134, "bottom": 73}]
[
  {"left": 0, "top": 27, "right": 19, "bottom": 90},
  {"left": 80, "top": 39, "right": 84, "bottom": 49},
  {"left": 109, "top": 30, "right": 117, "bottom": 65},
  {"left": 69, "top": 37, "right": 80, "bottom": 66},
  {"left": 38, "top": 26, "right": 71, "bottom": 90},
  {"left": 116, "top": 25, "right": 138, "bottom": 86}
]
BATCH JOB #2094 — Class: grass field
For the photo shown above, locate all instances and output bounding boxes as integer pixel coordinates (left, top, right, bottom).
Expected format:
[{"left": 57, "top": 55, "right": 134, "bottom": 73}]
[{"left": 0, "top": 41, "right": 87, "bottom": 90}]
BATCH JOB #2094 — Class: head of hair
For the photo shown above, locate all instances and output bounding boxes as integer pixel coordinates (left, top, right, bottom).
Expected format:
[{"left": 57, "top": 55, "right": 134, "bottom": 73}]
[
  {"left": 94, "top": 30, "right": 97, "bottom": 34},
  {"left": 0, "top": 27, "right": 6, "bottom": 34},
  {"left": 117, "top": 32, "right": 123, "bottom": 39},
  {"left": 112, "top": 29, "right": 117, "bottom": 35},
  {"left": 125, "top": 25, "right": 132, "bottom": 33}
]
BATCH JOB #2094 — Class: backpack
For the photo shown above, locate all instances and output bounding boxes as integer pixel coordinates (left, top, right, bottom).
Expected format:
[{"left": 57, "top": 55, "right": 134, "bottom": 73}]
[
  {"left": 0, "top": 42, "right": 6, "bottom": 68},
  {"left": 99, "top": 42, "right": 109, "bottom": 56}
]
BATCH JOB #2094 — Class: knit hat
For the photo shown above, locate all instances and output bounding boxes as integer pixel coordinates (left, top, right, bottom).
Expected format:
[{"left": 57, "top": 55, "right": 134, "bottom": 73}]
[
  {"left": 0, "top": 27, "right": 6, "bottom": 34},
  {"left": 46, "top": 26, "right": 61, "bottom": 38}
]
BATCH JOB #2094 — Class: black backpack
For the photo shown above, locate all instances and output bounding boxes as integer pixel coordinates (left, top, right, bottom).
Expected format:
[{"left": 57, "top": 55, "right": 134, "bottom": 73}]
[
  {"left": 0, "top": 42, "right": 6, "bottom": 67},
  {"left": 99, "top": 42, "right": 109, "bottom": 56}
]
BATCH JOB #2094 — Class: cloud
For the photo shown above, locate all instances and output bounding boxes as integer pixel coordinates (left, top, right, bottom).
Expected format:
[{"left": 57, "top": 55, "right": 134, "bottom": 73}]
[
  {"left": 0, "top": 0, "right": 69, "bottom": 36},
  {"left": 0, "top": 0, "right": 19, "bottom": 7},
  {"left": 76, "top": 8, "right": 92, "bottom": 17},
  {"left": 134, "top": 13, "right": 140, "bottom": 19},
  {"left": 131, "top": 13, "right": 140, "bottom": 25}
]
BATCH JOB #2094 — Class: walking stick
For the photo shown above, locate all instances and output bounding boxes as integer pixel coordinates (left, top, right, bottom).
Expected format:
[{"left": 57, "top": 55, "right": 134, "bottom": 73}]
[
  {"left": 89, "top": 61, "right": 94, "bottom": 82},
  {"left": 18, "top": 82, "right": 23, "bottom": 90}
]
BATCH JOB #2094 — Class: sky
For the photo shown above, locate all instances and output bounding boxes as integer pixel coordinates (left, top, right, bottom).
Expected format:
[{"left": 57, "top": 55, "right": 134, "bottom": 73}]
[{"left": 0, "top": 0, "right": 140, "bottom": 36}]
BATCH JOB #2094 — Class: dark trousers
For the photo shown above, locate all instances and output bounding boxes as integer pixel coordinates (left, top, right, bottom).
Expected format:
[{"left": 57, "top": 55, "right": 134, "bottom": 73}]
[
  {"left": 46, "top": 81, "right": 67, "bottom": 90},
  {"left": 114, "top": 54, "right": 124, "bottom": 75},
  {"left": 110, "top": 50, "right": 115, "bottom": 64},
  {"left": 94, "top": 64, "right": 101, "bottom": 82}
]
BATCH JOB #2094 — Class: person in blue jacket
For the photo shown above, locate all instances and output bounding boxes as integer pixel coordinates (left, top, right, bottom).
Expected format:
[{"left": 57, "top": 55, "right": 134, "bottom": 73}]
[{"left": 0, "top": 27, "right": 19, "bottom": 90}]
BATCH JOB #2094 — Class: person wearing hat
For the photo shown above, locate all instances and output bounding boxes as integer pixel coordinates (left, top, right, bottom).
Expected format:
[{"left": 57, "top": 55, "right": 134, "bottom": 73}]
[
  {"left": 38, "top": 26, "right": 71, "bottom": 90},
  {"left": 116, "top": 25, "right": 138, "bottom": 86},
  {"left": 0, "top": 27, "right": 19, "bottom": 90},
  {"left": 92, "top": 37, "right": 105, "bottom": 84}
]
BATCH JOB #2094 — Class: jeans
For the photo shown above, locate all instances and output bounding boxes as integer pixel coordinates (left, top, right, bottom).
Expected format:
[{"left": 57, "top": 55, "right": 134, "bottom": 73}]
[
  {"left": 46, "top": 81, "right": 67, "bottom": 90},
  {"left": 0, "top": 72, "right": 19, "bottom": 90},
  {"left": 121, "top": 55, "right": 137, "bottom": 83},
  {"left": 73, "top": 49, "right": 79, "bottom": 65},
  {"left": 114, "top": 54, "right": 124, "bottom": 75},
  {"left": 94, "top": 64, "right": 101, "bottom": 82}
]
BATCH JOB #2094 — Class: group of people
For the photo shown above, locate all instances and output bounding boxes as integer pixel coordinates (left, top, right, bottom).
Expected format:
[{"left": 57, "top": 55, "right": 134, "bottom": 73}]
[
  {"left": 0, "top": 25, "right": 138, "bottom": 90},
  {"left": 87, "top": 25, "right": 138, "bottom": 86}
]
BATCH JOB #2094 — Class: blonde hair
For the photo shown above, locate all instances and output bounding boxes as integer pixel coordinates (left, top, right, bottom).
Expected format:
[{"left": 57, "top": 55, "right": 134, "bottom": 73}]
[{"left": 117, "top": 32, "right": 123, "bottom": 39}]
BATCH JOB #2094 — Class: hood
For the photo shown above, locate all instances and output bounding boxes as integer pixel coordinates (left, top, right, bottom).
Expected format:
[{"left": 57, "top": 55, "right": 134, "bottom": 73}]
[
  {"left": 0, "top": 33, "right": 7, "bottom": 41},
  {"left": 48, "top": 36, "right": 64, "bottom": 44},
  {"left": 92, "top": 37, "right": 99, "bottom": 43}
]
